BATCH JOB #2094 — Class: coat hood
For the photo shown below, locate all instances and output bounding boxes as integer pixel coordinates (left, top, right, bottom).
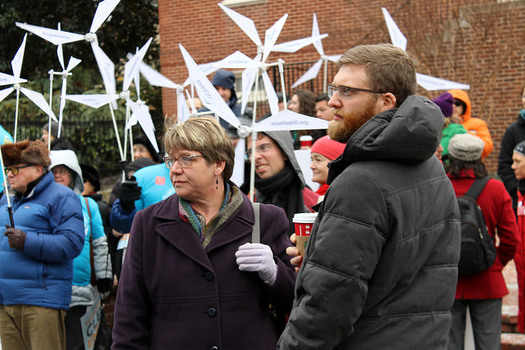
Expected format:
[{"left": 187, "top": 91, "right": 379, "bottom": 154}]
[
  {"left": 263, "top": 130, "right": 305, "bottom": 187},
  {"left": 49, "top": 150, "right": 84, "bottom": 194},
  {"left": 212, "top": 69, "right": 238, "bottom": 107},
  {"left": 449, "top": 89, "right": 472, "bottom": 123},
  {"left": 328, "top": 95, "right": 443, "bottom": 183}
]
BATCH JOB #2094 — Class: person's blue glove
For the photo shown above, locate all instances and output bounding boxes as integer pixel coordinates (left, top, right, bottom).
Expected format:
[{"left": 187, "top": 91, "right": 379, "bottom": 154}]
[{"left": 235, "top": 243, "right": 278, "bottom": 286}]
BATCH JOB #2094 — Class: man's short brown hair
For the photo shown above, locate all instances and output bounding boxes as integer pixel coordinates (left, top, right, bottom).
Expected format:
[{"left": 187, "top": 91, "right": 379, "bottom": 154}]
[{"left": 338, "top": 43, "right": 417, "bottom": 106}]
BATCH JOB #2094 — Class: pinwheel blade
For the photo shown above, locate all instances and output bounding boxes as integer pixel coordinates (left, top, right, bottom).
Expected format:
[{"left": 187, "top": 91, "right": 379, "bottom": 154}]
[
  {"left": 292, "top": 59, "right": 323, "bottom": 88},
  {"left": 15, "top": 22, "right": 84, "bottom": 46},
  {"left": 0, "top": 73, "right": 26, "bottom": 87},
  {"left": 241, "top": 66, "right": 258, "bottom": 115},
  {"left": 262, "top": 13, "right": 288, "bottom": 63},
  {"left": 253, "top": 110, "right": 328, "bottom": 132},
  {"left": 261, "top": 71, "right": 279, "bottom": 117},
  {"left": 91, "top": 42, "right": 117, "bottom": 108},
  {"left": 218, "top": 3, "right": 263, "bottom": 48},
  {"left": 231, "top": 137, "right": 245, "bottom": 187},
  {"left": 127, "top": 99, "right": 159, "bottom": 152},
  {"left": 123, "top": 38, "right": 153, "bottom": 92},
  {"left": 416, "top": 73, "right": 471, "bottom": 91},
  {"left": 20, "top": 87, "right": 57, "bottom": 121},
  {"left": 381, "top": 7, "right": 407, "bottom": 51},
  {"left": 215, "top": 50, "right": 254, "bottom": 69},
  {"left": 66, "top": 93, "right": 119, "bottom": 109},
  {"left": 90, "top": 0, "right": 121, "bottom": 33},
  {"left": 327, "top": 54, "right": 342, "bottom": 63},
  {"left": 138, "top": 61, "right": 178, "bottom": 89},
  {"left": 273, "top": 34, "right": 328, "bottom": 53},
  {"left": 0, "top": 87, "right": 14, "bottom": 103},
  {"left": 177, "top": 89, "right": 191, "bottom": 122},
  {"left": 11, "top": 34, "right": 27, "bottom": 78},
  {"left": 66, "top": 57, "right": 82, "bottom": 72},
  {"left": 312, "top": 13, "right": 325, "bottom": 56},
  {"left": 179, "top": 44, "right": 241, "bottom": 129}
]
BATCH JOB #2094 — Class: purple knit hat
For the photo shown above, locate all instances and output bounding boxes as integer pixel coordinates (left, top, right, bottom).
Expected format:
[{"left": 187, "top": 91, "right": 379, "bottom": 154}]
[{"left": 432, "top": 92, "right": 454, "bottom": 118}]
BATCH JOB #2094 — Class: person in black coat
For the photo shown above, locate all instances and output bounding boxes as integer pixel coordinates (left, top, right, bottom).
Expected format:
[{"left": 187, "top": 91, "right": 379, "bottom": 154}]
[{"left": 498, "top": 85, "right": 525, "bottom": 212}]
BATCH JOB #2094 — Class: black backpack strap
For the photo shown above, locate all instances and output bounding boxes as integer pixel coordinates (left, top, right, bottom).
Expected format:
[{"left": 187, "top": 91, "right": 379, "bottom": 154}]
[{"left": 464, "top": 176, "right": 490, "bottom": 200}]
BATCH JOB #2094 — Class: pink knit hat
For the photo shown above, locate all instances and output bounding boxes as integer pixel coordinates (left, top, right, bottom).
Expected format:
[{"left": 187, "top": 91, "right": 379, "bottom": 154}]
[{"left": 310, "top": 135, "right": 346, "bottom": 160}]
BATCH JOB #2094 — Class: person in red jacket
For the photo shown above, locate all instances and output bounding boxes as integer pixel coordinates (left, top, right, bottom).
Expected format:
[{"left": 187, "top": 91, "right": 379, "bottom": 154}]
[
  {"left": 511, "top": 140, "right": 525, "bottom": 332},
  {"left": 446, "top": 133, "right": 519, "bottom": 349}
]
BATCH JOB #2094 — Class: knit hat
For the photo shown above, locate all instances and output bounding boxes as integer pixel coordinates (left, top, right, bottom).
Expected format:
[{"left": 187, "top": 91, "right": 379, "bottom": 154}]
[
  {"left": 80, "top": 163, "right": 101, "bottom": 192},
  {"left": 126, "top": 158, "right": 156, "bottom": 174},
  {"left": 211, "top": 69, "right": 235, "bottom": 90},
  {"left": 133, "top": 134, "right": 160, "bottom": 162},
  {"left": 1, "top": 139, "right": 51, "bottom": 168},
  {"left": 310, "top": 135, "right": 346, "bottom": 161},
  {"left": 42, "top": 121, "right": 59, "bottom": 138},
  {"left": 514, "top": 140, "right": 525, "bottom": 156},
  {"left": 448, "top": 134, "right": 484, "bottom": 161},
  {"left": 432, "top": 92, "right": 454, "bottom": 118}
]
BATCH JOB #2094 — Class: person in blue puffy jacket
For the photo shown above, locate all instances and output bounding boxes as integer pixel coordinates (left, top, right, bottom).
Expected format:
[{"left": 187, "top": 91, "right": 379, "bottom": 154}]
[
  {"left": 49, "top": 150, "right": 112, "bottom": 350},
  {"left": 0, "top": 140, "right": 84, "bottom": 350}
]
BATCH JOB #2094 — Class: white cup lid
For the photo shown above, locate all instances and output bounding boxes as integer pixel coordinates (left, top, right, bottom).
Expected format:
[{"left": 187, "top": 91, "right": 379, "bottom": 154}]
[{"left": 293, "top": 212, "right": 318, "bottom": 223}]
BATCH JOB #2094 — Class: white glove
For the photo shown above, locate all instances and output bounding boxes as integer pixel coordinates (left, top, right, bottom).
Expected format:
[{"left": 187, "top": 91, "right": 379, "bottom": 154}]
[{"left": 235, "top": 243, "right": 278, "bottom": 286}]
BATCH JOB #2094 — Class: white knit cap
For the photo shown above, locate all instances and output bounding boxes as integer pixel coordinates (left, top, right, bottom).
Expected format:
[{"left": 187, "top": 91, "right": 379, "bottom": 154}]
[{"left": 448, "top": 133, "right": 484, "bottom": 161}]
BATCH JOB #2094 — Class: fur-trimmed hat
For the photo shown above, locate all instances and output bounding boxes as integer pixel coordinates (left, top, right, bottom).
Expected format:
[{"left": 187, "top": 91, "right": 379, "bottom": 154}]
[
  {"left": 1, "top": 140, "right": 51, "bottom": 168},
  {"left": 448, "top": 134, "right": 484, "bottom": 162}
]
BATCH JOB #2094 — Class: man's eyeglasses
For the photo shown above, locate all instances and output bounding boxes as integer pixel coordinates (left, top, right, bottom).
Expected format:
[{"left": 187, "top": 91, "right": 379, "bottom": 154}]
[
  {"left": 4, "top": 164, "right": 33, "bottom": 175},
  {"left": 327, "top": 84, "right": 386, "bottom": 99},
  {"left": 164, "top": 155, "right": 205, "bottom": 169},
  {"left": 245, "top": 143, "right": 273, "bottom": 160},
  {"left": 453, "top": 100, "right": 464, "bottom": 107}
]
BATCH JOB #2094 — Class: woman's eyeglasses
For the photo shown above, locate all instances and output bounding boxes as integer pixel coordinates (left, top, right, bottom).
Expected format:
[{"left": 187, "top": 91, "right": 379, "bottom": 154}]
[
  {"left": 164, "top": 155, "right": 205, "bottom": 169},
  {"left": 4, "top": 164, "right": 33, "bottom": 175}
]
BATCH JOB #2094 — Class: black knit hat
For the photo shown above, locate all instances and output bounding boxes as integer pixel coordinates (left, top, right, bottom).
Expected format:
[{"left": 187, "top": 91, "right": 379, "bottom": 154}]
[{"left": 80, "top": 163, "right": 101, "bottom": 192}]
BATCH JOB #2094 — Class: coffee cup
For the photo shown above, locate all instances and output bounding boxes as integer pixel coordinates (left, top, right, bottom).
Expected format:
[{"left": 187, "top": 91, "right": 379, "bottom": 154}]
[
  {"left": 299, "top": 135, "right": 313, "bottom": 149},
  {"left": 293, "top": 212, "right": 317, "bottom": 257}
]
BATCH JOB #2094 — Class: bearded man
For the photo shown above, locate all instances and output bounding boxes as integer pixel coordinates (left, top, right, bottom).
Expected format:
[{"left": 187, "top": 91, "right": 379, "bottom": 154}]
[{"left": 278, "top": 44, "right": 461, "bottom": 349}]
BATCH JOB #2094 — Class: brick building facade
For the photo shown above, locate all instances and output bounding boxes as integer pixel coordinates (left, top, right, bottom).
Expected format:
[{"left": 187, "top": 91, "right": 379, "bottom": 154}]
[{"left": 157, "top": 0, "right": 525, "bottom": 172}]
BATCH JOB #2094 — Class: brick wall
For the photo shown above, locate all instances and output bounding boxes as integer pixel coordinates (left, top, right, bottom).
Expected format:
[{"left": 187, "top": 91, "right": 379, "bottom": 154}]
[{"left": 157, "top": 0, "right": 525, "bottom": 172}]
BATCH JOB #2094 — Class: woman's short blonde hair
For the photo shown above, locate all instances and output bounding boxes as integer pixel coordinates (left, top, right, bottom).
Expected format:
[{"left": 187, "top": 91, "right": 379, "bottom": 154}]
[{"left": 163, "top": 116, "right": 235, "bottom": 181}]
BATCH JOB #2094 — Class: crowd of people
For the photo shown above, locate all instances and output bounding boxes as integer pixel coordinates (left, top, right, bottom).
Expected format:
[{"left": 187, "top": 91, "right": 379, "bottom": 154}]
[{"left": 0, "top": 43, "right": 524, "bottom": 349}]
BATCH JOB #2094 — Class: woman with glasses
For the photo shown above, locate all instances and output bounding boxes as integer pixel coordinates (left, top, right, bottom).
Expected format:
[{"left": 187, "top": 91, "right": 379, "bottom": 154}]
[
  {"left": 112, "top": 116, "right": 296, "bottom": 349},
  {"left": 449, "top": 89, "right": 494, "bottom": 159},
  {"left": 246, "top": 130, "right": 319, "bottom": 234}
]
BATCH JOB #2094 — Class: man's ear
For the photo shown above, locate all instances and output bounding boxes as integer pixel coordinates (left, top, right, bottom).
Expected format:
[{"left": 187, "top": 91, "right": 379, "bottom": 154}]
[{"left": 378, "top": 92, "right": 397, "bottom": 112}]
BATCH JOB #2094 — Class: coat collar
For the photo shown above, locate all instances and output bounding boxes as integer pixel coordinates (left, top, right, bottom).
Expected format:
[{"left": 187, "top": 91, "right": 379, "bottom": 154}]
[{"left": 152, "top": 192, "right": 255, "bottom": 269}]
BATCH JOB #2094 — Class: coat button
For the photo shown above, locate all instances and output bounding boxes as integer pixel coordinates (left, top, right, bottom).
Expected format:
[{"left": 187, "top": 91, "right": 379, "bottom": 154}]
[
  {"left": 207, "top": 308, "right": 217, "bottom": 317},
  {"left": 205, "top": 271, "right": 214, "bottom": 281},
  {"left": 210, "top": 346, "right": 219, "bottom": 350}
]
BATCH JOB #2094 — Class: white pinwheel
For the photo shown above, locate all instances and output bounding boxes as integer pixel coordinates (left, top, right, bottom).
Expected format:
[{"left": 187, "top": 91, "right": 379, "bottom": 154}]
[
  {"left": 179, "top": 44, "right": 328, "bottom": 200},
  {"left": 273, "top": 13, "right": 341, "bottom": 91},
  {"left": 382, "top": 7, "right": 470, "bottom": 91},
  {"left": 0, "top": 34, "right": 57, "bottom": 142}
]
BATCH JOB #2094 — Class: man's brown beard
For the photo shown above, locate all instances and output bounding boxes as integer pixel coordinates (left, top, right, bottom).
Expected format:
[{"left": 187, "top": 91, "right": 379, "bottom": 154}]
[{"left": 328, "top": 99, "right": 378, "bottom": 143}]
